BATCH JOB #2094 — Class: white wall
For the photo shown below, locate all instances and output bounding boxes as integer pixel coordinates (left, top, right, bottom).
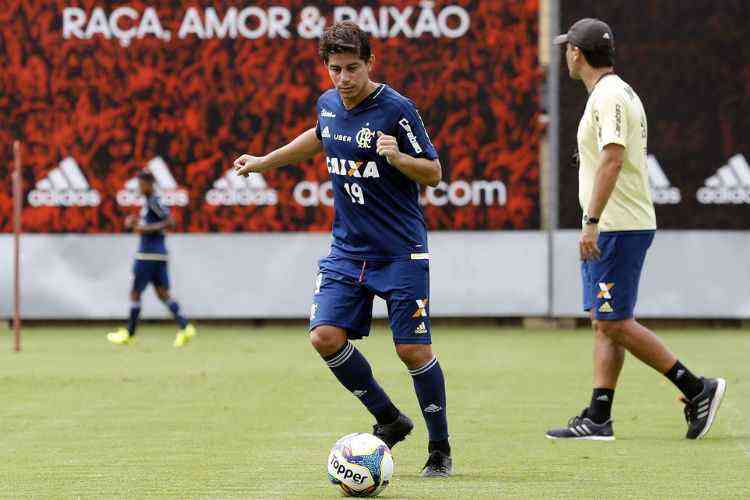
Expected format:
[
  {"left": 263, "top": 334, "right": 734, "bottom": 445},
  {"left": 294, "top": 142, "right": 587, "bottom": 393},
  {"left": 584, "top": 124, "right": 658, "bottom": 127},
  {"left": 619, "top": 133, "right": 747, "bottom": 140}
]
[
  {"left": 0, "top": 232, "right": 548, "bottom": 319},
  {"left": 2, "top": 231, "right": 748, "bottom": 319}
]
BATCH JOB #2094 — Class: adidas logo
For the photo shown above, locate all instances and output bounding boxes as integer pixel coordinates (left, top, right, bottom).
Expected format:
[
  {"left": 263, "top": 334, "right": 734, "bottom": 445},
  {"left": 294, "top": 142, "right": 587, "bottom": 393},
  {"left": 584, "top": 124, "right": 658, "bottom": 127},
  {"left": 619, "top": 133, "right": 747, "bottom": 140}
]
[
  {"left": 599, "top": 302, "right": 614, "bottom": 313},
  {"left": 322, "top": 126, "right": 331, "bottom": 139},
  {"left": 28, "top": 157, "right": 101, "bottom": 207},
  {"left": 596, "top": 394, "right": 610, "bottom": 402},
  {"left": 205, "top": 170, "right": 278, "bottom": 206},
  {"left": 352, "top": 390, "right": 367, "bottom": 398},
  {"left": 423, "top": 404, "right": 443, "bottom": 413},
  {"left": 647, "top": 155, "right": 681, "bottom": 204},
  {"left": 414, "top": 322, "right": 428, "bottom": 335},
  {"left": 697, "top": 154, "right": 750, "bottom": 204},
  {"left": 676, "top": 369, "right": 686, "bottom": 379},
  {"left": 116, "top": 157, "right": 188, "bottom": 207}
]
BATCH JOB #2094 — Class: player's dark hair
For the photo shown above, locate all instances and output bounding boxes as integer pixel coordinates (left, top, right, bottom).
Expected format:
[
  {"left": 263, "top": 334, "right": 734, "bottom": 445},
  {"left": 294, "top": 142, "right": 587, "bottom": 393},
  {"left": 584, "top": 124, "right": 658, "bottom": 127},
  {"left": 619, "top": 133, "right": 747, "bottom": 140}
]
[
  {"left": 137, "top": 170, "right": 155, "bottom": 183},
  {"left": 319, "top": 21, "right": 372, "bottom": 63},
  {"left": 581, "top": 48, "right": 614, "bottom": 68}
]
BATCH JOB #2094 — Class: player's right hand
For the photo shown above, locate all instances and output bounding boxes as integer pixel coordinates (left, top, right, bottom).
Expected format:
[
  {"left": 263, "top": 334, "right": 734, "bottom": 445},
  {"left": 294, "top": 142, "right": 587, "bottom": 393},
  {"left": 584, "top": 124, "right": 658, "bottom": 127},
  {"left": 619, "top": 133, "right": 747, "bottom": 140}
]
[{"left": 233, "top": 154, "right": 265, "bottom": 177}]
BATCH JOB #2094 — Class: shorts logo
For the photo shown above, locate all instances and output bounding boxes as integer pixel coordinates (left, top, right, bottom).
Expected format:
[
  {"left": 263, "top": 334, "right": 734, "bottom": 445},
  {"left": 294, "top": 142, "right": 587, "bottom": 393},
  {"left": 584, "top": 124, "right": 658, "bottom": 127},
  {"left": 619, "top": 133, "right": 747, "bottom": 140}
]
[
  {"left": 414, "top": 322, "right": 428, "bottom": 335},
  {"left": 314, "top": 273, "right": 323, "bottom": 294},
  {"left": 599, "top": 302, "right": 614, "bottom": 313},
  {"left": 310, "top": 303, "right": 318, "bottom": 321},
  {"left": 597, "top": 282, "right": 614, "bottom": 299},
  {"left": 412, "top": 299, "right": 428, "bottom": 318},
  {"left": 355, "top": 125, "right": 375, "bottom": 149}
]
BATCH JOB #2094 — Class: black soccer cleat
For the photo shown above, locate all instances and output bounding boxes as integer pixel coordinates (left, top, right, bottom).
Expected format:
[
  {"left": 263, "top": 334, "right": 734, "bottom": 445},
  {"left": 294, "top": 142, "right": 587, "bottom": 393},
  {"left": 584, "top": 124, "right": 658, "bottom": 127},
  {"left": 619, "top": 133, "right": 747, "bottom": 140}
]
[
  {"left": 373, "top": 413, "right": 414, "bottom": 449},
  {"left": 545, "top": 408, "right": 615, "bottom": 441},
  {"left": 681, "top": 377, "right": 726, "bottom": 439},
  {"left": 421, "top": 450, "right": 453, "bottom": 478}
]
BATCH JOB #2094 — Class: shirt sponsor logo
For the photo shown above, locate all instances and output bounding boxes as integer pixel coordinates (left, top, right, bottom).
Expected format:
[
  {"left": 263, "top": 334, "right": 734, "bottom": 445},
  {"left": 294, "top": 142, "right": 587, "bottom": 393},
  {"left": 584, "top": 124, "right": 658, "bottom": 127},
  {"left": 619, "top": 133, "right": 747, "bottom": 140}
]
[
  {"left": 398, "top": 118, "right": 423, "bottom": 154},
  {"left": 28, "top": 157, "right": 101, "bottom": 207},
  {"left": 647, "top": 155, "right": 681, "bottom": 204},
  {"left": 117, "top": 157, "right": 189, "bottom": 206},
  {"left": 334, "top": 133, "right": 352, "bottom": 143},
  {"left": 326, "top": 157, "right": 380, "bottom": 178},
  {"left": 205, "top": 170, "right": 278, "bottom": 206},
  {"left": 697, "top": 154, "right": 750, "bottom": 205},
  {"left": 614, "top": 103, "right": 622, "bottom": 137}
]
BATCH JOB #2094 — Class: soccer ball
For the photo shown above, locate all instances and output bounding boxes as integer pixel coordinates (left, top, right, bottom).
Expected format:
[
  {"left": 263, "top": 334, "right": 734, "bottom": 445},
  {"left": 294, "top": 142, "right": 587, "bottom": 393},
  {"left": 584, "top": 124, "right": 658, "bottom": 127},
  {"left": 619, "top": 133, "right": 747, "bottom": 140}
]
[{"left": 327, "top": 433, "right": 394, "bottom": 497}]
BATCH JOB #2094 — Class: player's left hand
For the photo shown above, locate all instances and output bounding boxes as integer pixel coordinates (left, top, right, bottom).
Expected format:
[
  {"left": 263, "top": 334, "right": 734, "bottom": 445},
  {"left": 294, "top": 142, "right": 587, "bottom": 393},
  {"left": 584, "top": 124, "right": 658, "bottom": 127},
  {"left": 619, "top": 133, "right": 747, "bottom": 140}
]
[
  {"left": 376, "top": 131, "right": 403, "bottom": 166},
  {"left": 579, "top": 224, "right": 601, "bottom": 261}
]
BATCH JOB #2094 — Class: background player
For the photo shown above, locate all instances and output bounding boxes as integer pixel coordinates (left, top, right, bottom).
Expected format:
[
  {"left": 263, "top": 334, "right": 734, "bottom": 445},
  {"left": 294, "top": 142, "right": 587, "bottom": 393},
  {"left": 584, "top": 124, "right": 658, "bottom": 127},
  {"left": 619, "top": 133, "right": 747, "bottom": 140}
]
[
  {"left": 107, "top": 170, "right": 196, "bottom": 347},
  {"left": 233, "top": 22, "right": 452, "bottom": 477},
  {"left": 546, "top": 18, "right": 725, "bottom": 440}
]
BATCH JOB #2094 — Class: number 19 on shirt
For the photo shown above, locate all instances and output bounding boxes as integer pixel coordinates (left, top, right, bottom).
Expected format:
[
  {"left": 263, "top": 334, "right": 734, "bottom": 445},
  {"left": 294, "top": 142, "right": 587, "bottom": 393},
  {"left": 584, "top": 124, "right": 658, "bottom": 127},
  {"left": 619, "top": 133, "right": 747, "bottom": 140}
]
[{"left": 344, "top": 182, "right": 365, "bottom": 205}]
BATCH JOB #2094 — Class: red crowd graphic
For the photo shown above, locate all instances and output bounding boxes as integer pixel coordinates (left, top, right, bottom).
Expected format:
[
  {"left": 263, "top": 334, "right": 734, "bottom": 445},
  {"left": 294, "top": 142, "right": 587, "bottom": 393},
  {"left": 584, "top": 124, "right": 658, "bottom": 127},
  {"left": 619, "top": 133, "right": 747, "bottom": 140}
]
[{"left": 0, "top": 1, "right": 542, "bottom": 233}]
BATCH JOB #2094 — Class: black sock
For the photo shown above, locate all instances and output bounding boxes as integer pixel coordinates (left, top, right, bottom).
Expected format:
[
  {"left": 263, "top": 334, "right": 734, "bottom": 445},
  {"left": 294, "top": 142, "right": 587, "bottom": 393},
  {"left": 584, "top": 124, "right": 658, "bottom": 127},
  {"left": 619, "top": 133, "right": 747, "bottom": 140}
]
[
  {"left": 127, "top": 301, "right": 141, "bottom": 336},
  {"left": 664, "top": 360, "right": 703, "bottom": 399},
  {"left": 322, "top": 342, "right": 400, "bottom": 425},
  {"left": 428, "top": 439, "right": 451, "bottom": 456},
  {"left": 588, "top": 388, "right": 615, "bottom": 424}
]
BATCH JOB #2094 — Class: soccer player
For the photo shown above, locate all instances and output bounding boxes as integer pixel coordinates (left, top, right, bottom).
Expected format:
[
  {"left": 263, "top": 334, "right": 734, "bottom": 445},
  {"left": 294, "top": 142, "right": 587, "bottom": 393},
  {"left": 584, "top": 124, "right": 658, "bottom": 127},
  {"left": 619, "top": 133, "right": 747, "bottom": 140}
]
[
  {"left": 546, "top": 18, "right": 726, "bottom": 440},
  {"left": 233, "top": 22, "right": 452, "bottom": 476},
  {"left": 107, "top": 170, "right": 196, "bottom": 347}
]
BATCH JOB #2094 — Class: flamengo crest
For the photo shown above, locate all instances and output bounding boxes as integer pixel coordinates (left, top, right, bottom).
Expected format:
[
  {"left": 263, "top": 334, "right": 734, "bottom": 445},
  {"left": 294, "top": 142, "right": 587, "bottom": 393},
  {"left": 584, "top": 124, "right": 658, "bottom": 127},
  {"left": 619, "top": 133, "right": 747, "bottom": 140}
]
[{"left": 356, "top": 126, "right": 375, "bottom": 149}]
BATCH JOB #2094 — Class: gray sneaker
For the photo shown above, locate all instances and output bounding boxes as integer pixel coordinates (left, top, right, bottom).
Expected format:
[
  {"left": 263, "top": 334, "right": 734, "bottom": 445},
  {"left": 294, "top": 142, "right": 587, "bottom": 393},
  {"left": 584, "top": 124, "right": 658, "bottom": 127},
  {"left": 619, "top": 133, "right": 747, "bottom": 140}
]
[{"left": 681, "top": 377, "right": 726, "bottom": 439}]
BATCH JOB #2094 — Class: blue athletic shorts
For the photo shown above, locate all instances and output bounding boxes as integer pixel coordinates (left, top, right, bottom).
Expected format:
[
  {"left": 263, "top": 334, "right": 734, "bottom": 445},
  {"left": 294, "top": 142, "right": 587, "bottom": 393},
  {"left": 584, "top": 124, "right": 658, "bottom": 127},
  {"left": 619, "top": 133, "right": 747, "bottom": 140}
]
[
  {"left": 309, "top": 255, "right": 432, "bottom": 345},
  {"left": 132, "top": 259, "right": 170, "bottom": 293},
  {"left": 582, "top": 230, "right": 655, "bottom": 320}
]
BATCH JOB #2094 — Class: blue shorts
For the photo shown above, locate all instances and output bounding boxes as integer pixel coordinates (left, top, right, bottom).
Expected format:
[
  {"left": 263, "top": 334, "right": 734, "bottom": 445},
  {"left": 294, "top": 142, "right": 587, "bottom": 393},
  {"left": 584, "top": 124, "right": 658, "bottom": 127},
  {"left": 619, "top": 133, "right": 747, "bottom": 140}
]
[
  {"left": 309, "top": 255, "right": 432, "bottom": 345},
  {"left": 132, "top": 259, "right": 170, "bottom": 293},
  {"left": 582, "top": 230, "right": 655, "bottom": 320}
]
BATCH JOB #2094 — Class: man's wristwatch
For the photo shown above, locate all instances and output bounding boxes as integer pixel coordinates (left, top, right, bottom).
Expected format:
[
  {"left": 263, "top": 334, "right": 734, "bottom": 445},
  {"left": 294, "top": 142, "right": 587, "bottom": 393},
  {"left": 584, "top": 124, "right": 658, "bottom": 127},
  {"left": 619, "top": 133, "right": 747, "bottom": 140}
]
[{"left": 583, "top": 214, "right": 599, "bottom": 225}]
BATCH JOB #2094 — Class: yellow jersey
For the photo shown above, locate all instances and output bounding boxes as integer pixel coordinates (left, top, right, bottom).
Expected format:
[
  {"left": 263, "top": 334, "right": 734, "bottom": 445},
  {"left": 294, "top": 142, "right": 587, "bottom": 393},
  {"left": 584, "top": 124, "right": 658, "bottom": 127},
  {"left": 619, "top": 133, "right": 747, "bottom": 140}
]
[{"left": 577, "top": 74, "right": 656, "bottom": 231}]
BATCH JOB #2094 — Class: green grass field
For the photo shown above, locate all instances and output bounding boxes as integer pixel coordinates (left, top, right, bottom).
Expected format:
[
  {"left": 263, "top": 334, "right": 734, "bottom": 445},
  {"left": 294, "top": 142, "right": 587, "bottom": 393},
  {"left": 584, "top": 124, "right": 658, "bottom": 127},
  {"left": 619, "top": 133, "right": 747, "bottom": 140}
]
[{"left": 1, "top": 325, "right": 748, "bottom": 499}]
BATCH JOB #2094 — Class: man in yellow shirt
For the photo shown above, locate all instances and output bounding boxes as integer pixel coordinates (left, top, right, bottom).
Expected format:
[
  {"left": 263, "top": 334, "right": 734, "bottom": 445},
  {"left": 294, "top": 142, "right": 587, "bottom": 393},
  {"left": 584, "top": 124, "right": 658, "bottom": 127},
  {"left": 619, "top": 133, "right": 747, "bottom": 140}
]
[{"left": 546, "top": 18, "right": 725, "bottom": 441}]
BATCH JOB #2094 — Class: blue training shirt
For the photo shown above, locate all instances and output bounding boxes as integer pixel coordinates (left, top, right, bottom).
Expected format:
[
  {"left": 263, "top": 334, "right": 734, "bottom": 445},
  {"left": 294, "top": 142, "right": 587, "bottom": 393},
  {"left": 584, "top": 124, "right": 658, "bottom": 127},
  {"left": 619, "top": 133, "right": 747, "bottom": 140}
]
[
  {"left": 136, "top": 194, "right": 169, "bottom": 259},
  {"left": 315, "top": 84, "right": 438, "bottom": 261}
]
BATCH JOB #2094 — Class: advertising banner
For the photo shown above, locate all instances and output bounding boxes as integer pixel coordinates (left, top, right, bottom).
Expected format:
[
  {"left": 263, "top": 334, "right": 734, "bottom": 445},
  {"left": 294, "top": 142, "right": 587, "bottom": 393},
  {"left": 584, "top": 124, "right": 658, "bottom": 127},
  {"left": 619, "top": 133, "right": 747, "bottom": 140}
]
[
  {"left": 0, "top": 1, "right": 542, "bottom": 233},
  {"left": 559, "top": 1, "right": 750, "bottom": 229}
]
